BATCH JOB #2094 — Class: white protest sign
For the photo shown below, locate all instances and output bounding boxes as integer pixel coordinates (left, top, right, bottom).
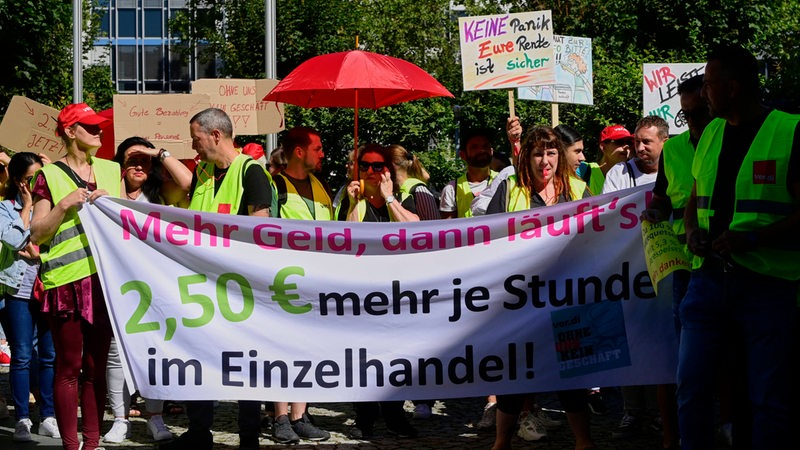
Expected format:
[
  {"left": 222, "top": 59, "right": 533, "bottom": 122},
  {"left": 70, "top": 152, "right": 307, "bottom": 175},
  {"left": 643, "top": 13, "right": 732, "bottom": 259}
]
[
  {"left": 459, "top": 10, "right": 556, "bottom": 91},
  {"left": 518, "top": 35, "right": 593, "bottom": 105},
  {"left": 80, "top": 186, "right": 677, "bottom": 402},
  {"left": 642, "top": 63, "right": 705, "bottom": 135}
]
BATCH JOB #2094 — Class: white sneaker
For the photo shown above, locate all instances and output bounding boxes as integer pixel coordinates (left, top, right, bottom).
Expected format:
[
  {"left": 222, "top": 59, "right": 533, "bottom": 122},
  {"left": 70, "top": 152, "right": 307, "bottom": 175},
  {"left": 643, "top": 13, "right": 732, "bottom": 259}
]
[
  {"left": 147, "top": 415, "right": 173, "bottom": 441},
  {"left": 103, "top": 418, "right": 131, "bottom": 443},
  {"left": 534, "top": 407, "right": 563, "bottom": 428},
  {"left": 517, "top": 412, "right": 548, "bottom": 441},
  {"left": 476, "top": 402, "right": 496, "bottom": 429},
  {"left": 413, "top": 403, "right": 432, "bottom": 419},
  {"left": 40, "top": 416, "right": 61, "bottom": 438},
  {"left": 14, "top": 418, "right": 34, "bottom": 442}
]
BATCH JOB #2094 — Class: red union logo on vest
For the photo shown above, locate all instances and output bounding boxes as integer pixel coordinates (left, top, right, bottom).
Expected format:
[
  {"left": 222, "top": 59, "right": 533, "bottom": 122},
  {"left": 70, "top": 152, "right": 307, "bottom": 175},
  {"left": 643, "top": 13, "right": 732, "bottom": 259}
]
[{"left": 752, "top": 160, "right": 776, "bottom": 184}]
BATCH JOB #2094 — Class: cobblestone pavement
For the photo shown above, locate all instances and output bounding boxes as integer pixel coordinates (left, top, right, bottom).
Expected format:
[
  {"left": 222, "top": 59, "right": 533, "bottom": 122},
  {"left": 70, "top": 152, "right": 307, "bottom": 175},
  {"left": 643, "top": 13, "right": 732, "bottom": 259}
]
[{"left": 3, "top": 367, "right": 731, "bottom": 449}]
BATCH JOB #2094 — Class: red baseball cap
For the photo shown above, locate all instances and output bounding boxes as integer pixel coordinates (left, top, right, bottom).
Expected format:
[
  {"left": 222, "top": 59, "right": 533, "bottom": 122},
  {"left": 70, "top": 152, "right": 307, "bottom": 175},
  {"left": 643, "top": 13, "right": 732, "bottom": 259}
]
[
  {"left": 599, "top": 125, "right": 634, "bottom": 143},
  {"left": 242, "top": 143, "right": 265, "bottom": 160},
  {"left": 56, "top": 103, "right": 109, "bottom": 136}
]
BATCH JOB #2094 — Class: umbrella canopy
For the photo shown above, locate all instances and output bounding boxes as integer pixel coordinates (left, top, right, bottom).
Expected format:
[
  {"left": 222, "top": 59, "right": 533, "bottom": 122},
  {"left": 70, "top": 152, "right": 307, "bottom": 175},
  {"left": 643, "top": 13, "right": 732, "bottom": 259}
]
[{"left": 263, "top": 50, "right": 453, "bottom": 108}]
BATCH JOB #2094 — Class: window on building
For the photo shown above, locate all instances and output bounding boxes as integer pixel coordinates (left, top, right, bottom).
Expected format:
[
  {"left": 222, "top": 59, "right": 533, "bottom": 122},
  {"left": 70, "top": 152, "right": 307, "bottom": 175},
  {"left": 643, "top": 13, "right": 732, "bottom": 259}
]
[
  {"left": 117, "top": 45, "right": 137, "bottom": 80},
  {"left": 144, "top": 8, "right": 162, "bottom": 38},
  {"left": 118, "top": 8, "right": 137, "bottom": 37}
]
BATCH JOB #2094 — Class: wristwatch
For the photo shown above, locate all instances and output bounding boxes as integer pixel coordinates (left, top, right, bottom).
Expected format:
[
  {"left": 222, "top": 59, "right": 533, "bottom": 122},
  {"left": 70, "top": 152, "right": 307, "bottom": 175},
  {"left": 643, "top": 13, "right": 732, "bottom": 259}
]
[
  {"left": 385, "top": 194, "right": 396, "bottom": 205},
  {"left": 158, "top": 149, "right": 171, "bottom": 161}
]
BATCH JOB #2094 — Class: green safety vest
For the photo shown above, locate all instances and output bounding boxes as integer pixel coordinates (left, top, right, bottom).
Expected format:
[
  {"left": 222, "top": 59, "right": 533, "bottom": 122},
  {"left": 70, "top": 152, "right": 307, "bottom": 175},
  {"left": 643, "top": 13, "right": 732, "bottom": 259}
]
[
  {"left": 38, "top": 158, "right": 121, "bottom": 289},
  {"left": 692, "top": 111, "right": 800, "bottom": 279},
  {"left": 663, "top": 130, "right": 695, "bottom": 245},
  {"left": 275, "top": 172, "right": 333, "bottom": 220},
  {"left": 505, "top": 174, "right": 587, "bottom": 212},
  {"left": 584, "top": 162, "right": 604, "bottom": 196},
  {"left": 454, "top": 170, "right": 498, "bottom": 218},
  {"left": 189, "top": 154, "right": 268, "bottom": 214}
]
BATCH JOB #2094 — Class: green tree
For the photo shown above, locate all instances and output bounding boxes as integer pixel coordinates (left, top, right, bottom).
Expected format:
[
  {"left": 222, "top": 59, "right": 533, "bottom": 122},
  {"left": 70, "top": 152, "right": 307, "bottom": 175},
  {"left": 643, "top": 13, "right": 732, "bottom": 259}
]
[{"left": 0, "top": 0, "right": 113, "bottom": 114}]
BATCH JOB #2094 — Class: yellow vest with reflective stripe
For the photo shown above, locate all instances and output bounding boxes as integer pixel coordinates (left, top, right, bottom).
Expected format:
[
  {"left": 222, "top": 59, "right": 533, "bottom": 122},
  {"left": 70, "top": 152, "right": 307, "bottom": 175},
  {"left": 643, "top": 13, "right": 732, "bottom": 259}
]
[
  {"left": 505, "top": 175, "right": 587, "bottom": 212},
  {"left": 663, "top": 130, "right": 695, "bottom": 245},
  {"left": 276, "top": 173, "right": 333, "bottom": 220},
  {"left": 692, "top": 111, "right": 800, "bottom": 279},
  {"left": 189, "top": 154, "right": 261, "bottom": 214},
  {"left": 38, "top": 159, "right": 121, "bottom": 289},
  {"left": 455, "top": 170, "right": 497, "bottom": 218}
]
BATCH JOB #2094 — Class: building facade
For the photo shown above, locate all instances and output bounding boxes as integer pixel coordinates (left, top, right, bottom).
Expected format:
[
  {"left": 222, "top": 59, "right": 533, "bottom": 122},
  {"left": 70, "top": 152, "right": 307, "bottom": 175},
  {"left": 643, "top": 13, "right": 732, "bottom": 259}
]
[{"left": 90, "top": 0, "right": 217, "bottom": 93}]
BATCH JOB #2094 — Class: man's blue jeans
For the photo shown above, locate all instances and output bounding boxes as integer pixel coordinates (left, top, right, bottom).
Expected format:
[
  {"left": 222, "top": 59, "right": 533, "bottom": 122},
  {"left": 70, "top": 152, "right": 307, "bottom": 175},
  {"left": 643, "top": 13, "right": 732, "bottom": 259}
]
[{"left": 677, "top": 266, "right": 797, "bottom": 450}]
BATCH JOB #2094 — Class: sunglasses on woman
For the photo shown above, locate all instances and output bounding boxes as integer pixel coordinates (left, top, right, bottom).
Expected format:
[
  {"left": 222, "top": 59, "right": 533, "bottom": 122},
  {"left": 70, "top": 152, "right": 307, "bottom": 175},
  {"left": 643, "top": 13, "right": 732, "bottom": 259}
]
[{"left": 358, "top": 162, "right": 386, "bottom": 172}]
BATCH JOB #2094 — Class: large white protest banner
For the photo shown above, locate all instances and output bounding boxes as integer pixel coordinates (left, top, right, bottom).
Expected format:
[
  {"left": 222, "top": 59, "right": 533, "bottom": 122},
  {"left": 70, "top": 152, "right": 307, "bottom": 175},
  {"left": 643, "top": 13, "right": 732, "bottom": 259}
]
[{"left": 79, "top": 186, "right": 677, "bottom": 402}]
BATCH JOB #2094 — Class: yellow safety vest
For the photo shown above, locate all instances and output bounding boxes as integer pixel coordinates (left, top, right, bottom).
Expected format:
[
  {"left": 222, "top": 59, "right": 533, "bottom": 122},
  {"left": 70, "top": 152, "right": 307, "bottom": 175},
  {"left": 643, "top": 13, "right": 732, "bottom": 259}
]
[
  {"left": 275, "top": 173, "right": 333, "bottom": 220},
  {"left": 663, "top": 130, "right": 695, "bottom": 245},
  {"left": 38, "top": 159, "right": 121, "bottom": 289},
  {"left": 692, "top": 111, "right": 800, "bottom": 279},
  {"left": 189, "top": 154, "right": 264, "bottom": 214},
  {"left": 454, "top": 170, "right": 498, "bottom": 218},
  {"left": 506, "top": 175, "right": 587, "bottom": 212}
]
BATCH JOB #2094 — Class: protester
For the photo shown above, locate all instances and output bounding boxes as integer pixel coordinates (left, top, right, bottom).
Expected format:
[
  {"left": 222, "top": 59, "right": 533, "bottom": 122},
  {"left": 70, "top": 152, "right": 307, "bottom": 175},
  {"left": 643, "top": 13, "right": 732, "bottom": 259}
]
[
  {"left": 338, "top": 144, "right": 419, "bottom": 223},
  {"left": 271, "top": 126, "right": 332, "bottom": 443},
  {"left": 471, "top": 116, "right": 523, "bottom": 216},
  {"left": 242, "top": 142, "right": 267, "bottom": 166},
  {"left": 161, "top": 108, "right": 273, "bottom": 450},
  {"left": 388, "top": 144, "right": 440, "bottom": 221},
  {"left": 0, "top": 152, "right": 60, "bottom": 442},
  {"left": 337, "top": 144, "right": 418, "bottom": 439},
  {"left": 584, "top": 124, "right": 635, "bottom": 194},
  {"left": 641, "top": 75, "right": 713, "bottom": 449},
  {"left": 102, "top": 136, "right": 192, "bottom": 443},
  {"left": 679, "top": 44, "right": 799, "bottom": 450},
  {"left": 602, "top": 117, "right": 667, "bottom": 194},
  {"left": 30, "top": 102, "right": 121, "bottom": 450},
  {"left": 486, "top": 125, "right": 590, "bottom": 450},
  {"left": 440, "top": 128, "right": 497, "bottom": 219}
]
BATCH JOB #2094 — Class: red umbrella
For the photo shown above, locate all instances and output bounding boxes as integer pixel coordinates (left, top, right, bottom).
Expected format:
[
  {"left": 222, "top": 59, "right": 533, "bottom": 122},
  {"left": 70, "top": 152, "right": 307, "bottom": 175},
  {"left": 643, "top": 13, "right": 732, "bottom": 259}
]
[
  {"left": 96, "top": 108, "right": 115, "bottom": 160},
  {"left": 263, "top": 49, "right": 454, "bottom": 178}
]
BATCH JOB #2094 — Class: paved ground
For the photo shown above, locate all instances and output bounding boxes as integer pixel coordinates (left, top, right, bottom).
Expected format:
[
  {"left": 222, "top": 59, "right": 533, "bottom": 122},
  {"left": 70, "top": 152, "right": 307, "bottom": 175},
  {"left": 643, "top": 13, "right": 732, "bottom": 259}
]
[{"left": 2, "top": 366, "right": 731, "bottom": 449}]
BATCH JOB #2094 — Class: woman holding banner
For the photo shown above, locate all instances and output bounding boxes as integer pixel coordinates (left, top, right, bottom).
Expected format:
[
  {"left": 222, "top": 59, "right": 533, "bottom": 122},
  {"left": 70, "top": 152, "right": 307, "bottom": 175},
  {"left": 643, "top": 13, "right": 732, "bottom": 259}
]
[
  {"left": 337, "top": 144, "right": 418, "bottom": 438},
  {"left": 101, "top": 136, "right": 191, "bottom": 444},
  {"left": 30, "top": 103, "right": 121, "bottom": 450},
  {"left": 486, "top": 125, "right": 594, "bottom": 450}
]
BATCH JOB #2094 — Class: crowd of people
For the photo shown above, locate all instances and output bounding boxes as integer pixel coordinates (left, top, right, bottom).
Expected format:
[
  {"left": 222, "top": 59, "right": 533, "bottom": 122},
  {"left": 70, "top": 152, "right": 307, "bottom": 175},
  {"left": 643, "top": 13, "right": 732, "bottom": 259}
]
[{"left": 0, "top": 43, "right": 797, "bottom": 450}]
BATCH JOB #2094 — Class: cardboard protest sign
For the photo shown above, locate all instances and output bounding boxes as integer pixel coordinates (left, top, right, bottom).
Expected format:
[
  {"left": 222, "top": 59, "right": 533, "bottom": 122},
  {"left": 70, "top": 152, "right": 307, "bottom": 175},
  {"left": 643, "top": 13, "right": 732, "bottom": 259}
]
[
  {"left": 0, "top": 96, "right": 65, "bottom": 161},
  {"left": 191, "top": 79, "right": 284, "bottom": 135},
  {"left": 518, "top": 35, "right": 593, "bottom": 105},
  {"left": 642, "top": 63, "right": 705, "bottom": 135},
  {"left": 113, "top": 94, "right": 211, "bottom": 160},
  {"left": 459, "top": 10, "right": 556, "bottom": 91},
  {"left": 641, "top": 221, "right": 691, "bottom": 293}
]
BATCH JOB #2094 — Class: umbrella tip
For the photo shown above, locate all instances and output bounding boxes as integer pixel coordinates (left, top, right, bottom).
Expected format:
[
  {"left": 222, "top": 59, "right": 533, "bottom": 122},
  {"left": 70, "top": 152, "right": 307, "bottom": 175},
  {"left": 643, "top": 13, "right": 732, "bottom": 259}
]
[{"left": 355, "top": 35, "right": 359, "bottom": 49}]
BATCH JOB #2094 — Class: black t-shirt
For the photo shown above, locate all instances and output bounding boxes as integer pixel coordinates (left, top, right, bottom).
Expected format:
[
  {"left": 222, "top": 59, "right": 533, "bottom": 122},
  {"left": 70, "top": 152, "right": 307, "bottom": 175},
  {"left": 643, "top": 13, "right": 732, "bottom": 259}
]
[
  {"left": 708, "top": 111, "right": 800, "bottom": 241},
  {"left": 274, "top": 173, "right": 333, "bottom": 218},
  {"left": 189, "top": 163, "right": 273, "bottom": 216}
]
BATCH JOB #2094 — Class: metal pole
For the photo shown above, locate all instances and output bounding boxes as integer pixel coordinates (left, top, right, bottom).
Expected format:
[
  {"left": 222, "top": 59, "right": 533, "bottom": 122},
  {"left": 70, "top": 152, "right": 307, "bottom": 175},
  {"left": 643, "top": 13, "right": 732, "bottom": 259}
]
[
  {"left": 265, "top": 0, "right": 277, "bottom": 154},
  {"left": 73, "top": 0, "right": 83, "bottom": 103}
]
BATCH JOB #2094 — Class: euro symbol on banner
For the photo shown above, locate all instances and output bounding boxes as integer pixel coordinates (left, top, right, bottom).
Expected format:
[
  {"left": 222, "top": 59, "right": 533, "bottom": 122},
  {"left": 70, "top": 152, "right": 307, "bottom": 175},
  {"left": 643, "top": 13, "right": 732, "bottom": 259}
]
[{"left": 269, "top": 266, "right": 311, "bottom": 314}]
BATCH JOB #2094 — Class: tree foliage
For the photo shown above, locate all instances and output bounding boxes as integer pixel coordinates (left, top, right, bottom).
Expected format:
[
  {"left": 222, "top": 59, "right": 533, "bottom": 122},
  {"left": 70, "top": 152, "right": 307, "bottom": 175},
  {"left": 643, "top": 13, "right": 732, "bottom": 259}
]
[
  {"left": 0, "top": 0, "right": 113, "bottom": 115},
  {"left": 170, "top": 0, "right": 800, "bottom": 189}
]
